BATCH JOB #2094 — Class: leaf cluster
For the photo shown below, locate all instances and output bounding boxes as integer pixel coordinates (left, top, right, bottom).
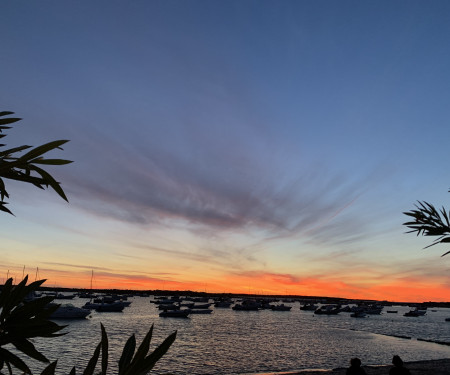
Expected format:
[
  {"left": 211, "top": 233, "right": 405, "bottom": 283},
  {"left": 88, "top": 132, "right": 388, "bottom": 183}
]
[
  {"left": 0, "top": 111, "right": 72, "bottom": 215},
  {"left": 403, "top": 199, "right": 450, "bottom": 256},
  {"left": 49, "top": 323, "right": 178, "bottom": 375},
  {"left": 0, "top": 277, "right": 177, "bottom": 375},
  {"left": 0, "top": 276, "right": 65, "bottom": 374}
]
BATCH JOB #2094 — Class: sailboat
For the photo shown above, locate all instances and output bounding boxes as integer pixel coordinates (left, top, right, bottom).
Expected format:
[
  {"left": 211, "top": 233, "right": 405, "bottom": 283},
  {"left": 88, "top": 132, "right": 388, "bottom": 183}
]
[
  {"left": 79, "top": 270, "right": 95, "bottom": 299},
  {"left": 82, "top": 271, "right": 98, "bottom": 309}
]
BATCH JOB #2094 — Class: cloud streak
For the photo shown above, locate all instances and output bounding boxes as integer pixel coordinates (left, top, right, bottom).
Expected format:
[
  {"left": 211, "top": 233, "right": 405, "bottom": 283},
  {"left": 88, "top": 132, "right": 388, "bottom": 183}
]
[{"left": 62, "top": 125, "right": 381, "bottom": 250}]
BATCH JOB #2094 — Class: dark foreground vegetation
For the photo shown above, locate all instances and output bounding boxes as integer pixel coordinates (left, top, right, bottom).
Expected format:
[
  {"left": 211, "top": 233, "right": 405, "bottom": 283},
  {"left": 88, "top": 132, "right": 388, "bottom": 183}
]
[{"left": 0, "top": 276, "right": 176, "bottom": 374}]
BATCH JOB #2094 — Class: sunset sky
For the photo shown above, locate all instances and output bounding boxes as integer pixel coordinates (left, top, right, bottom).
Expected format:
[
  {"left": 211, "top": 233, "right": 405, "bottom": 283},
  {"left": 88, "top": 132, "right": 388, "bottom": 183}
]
[{"left": 2, "top": 1, "right": 450, "bottom": 302}]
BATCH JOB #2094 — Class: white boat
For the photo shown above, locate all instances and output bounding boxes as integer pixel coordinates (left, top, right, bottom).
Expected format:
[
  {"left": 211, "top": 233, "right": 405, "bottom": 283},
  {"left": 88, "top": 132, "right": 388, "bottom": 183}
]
[{"left": 50, "top": 304, "right": 90, "bottom": 319}]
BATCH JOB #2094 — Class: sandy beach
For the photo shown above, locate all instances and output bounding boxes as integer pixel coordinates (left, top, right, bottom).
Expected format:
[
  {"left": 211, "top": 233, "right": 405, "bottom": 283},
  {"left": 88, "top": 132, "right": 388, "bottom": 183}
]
[{"left": 259, "top": 358, "right": 450, "bottom": 375}]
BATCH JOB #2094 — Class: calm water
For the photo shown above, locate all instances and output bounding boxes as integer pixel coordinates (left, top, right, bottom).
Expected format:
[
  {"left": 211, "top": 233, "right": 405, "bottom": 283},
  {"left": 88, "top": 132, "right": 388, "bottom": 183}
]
[{"left": 30, "top": 297, "right": 450, "bottom": 374}]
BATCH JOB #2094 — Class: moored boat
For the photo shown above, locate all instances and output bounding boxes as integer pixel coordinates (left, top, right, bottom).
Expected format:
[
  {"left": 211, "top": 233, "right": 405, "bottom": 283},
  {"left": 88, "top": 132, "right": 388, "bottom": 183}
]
[
  {"left": 95, "top": 301, "right": 125, "bottom": 312},
  {"left": 404, "top": 308, "right": 425, "bottom": 317},
  {"left": 50, "top": 303, "right": 90, "bottom": 319},
  {"left": 214, "top": 301, "right": 232, "bottom": 308},
  {"left": 300, "top": 303, "right": 318, "bottom": 311},
  {"left": 159, "top": 310, "right": 190, "bottom": 318},
  {"left": 189, "top": 309, "right": 213, "bottom": 314},
  {"left": 351, "top": 311, "right": 367, "bottom": 318},
  {"left": 192, "top": 303, "right": 212, "bottom": 309},
  {"left": 232, "top": 299, "right": 259, "bottom": 311},
  {"left": 314, "top": 305, "right": 340, "bottom": 315}
]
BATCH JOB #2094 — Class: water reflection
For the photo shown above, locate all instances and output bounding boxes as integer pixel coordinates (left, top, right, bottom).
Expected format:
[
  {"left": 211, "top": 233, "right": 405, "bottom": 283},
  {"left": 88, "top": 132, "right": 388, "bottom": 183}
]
[{"left": 31, "top": 298, "right": 450, "bottom": 374}]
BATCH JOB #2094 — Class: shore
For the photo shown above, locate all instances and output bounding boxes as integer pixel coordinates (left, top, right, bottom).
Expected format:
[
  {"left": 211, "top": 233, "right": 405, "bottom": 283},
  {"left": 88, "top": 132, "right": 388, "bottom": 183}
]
[{"left": 257, "top": 358, "right": 450, "bottom": 375}]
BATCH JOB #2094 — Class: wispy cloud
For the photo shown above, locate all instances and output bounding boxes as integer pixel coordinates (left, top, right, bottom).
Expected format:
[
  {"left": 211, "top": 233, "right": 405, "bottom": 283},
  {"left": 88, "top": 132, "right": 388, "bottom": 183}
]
[
  {"left": 42, "top": 262, "right": 112, "bottom": 271},
  {"left": 62, "top": 126, "right": 383, "bottom": 250}
]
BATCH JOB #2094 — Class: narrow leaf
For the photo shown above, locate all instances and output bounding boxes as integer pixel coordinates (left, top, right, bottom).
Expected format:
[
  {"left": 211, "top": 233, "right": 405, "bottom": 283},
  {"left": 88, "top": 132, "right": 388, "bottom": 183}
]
[
  {"left": 0, "top": 348, "right": 32, "bottom": 374},
  {"left": 0, "top": 118, "right": 21, "bottom": 125},
  {"left": 40, "top": 361, "right": 58, "bottom": 375},
  {"left": 119, "top": 335, "right": 136, "bottom": 375},
  {"left": 11, "top": 339, "right": 49, "bottom": 363},
  {"left": 100, "top": 324, "right": 108, "bottom": 375},
  {"left": 82, "top": 342, "right": 101, "bottom": 375},
  {"left": 136, "top": 331, "right": 177, "bottom": 375},
  {"left": 18, "top": 140, "right": 69, "bottom": 162}
]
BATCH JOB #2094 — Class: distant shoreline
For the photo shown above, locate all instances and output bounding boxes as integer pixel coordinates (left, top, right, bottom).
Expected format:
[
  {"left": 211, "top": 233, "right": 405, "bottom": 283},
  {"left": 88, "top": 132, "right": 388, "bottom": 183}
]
[
  {"left": 16, "top": 285, "right": 450, "bottom": 306},
  {"left": 254, "top": 358, "right": 450, "bottom": 374}
]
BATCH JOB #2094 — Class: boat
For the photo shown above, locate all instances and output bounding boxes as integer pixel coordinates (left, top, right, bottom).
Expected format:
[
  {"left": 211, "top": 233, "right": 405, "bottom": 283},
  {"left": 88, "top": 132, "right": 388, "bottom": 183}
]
[
  {"left": 54, "top": 292, "right": 76, "bottom": 300},
  {"left": 151, "top": 298, "right": 180, "bottom": 305},
  {"left": 79, "top": 292, "right": 95, "bottom": 298},
  {"left": 192, "top": 303, "right": 212, "bottom": 309},
  {"left": 191, "top": 297, "right": 209, "bottom": 303},
  {"left": 350, "top": 311, "right": 367, "bottom": 318},
  {"left": 158, "top": 304, "right": 180, "bottom": 310},
  {"left": 270, "top": 304, "right": 292, "bottom": 311},
  {"left": 364, "top": 306, "right": 383, "bottom": 315},
  {"left": 232, "top": 299, "right": 260, "bottom": 311},
  {"left": 180, "top": 302, "right": 195, "bottom": 308},
  {"left": 188, "top": 309, "right": 213, "bottom": 314},
  {"left": 49, "top": 303, "right": 90, "bottom": 319},
  {"left": 82, "top": 301, "right": 100, "bottom": 309},
  {"left": 314, "top": 305, "right": 340, "bottom": 315},
  {"left": 95, "top": 301, "right": 125, "bottom": 312},
  {"left": 300, "top": 303, "right": 318, "bottom": 311},
  {"left": 159, "top": 310, "right": 190, "bottom": 318},
  {"left": 214, "top": 301, "right": 232, "bottom": 308},
  {"left": 404, "top": 308, "right": 425, "bottom": 317}
]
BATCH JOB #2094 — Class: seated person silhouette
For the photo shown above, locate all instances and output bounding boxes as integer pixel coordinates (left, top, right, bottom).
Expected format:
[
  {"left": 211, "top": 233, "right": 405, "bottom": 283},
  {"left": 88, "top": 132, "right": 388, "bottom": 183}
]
[
  {"left": 346, "top": 357, "right": 366, "bottom": 375},
  {"left": 389, "top": 355, "right": 411, "bottom": 375}
]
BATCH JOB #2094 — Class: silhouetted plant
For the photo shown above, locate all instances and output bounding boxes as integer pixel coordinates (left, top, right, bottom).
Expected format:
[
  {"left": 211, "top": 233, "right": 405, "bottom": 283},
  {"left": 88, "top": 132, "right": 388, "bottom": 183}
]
[
  {"left": 0, "top": 276, "right": 65, "bottom": 374},
  {"left": 0, "top": 276, "right": 177, "bottom": 375},
  {"left": 0, "top": 111, "right": 72, "bottom": 215},
  {"left": 404, "top": 191, "right": 450, "bottom": 256}
]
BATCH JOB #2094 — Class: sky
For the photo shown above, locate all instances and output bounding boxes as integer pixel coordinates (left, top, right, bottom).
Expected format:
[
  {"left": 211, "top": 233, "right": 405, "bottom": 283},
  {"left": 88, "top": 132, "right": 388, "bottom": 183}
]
[{"left": 1, "top": 1, "right": 450, "bottom": 302}]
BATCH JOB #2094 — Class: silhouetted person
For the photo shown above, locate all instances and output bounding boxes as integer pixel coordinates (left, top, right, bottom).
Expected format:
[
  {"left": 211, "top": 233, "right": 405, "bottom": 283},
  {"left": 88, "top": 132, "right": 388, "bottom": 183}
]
[
  {"left": 346, "top": 357, "right": 366, "bottom": 375},
  {"left": 389, "top": 355, "right": 411, "bottom": 375}
]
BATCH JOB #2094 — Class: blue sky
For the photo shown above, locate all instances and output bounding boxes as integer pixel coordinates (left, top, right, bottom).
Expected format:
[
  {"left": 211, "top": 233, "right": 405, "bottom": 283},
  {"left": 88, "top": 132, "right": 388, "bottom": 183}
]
[{"left": 1, "top": 1, "right": 450, "bottom": 300}]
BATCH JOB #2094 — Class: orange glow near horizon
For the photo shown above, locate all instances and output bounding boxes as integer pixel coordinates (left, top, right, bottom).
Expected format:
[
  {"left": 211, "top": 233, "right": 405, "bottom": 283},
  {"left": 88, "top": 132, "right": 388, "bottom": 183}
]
[{"left": 4, "top": 267, "right": 449, "bottom": 303}]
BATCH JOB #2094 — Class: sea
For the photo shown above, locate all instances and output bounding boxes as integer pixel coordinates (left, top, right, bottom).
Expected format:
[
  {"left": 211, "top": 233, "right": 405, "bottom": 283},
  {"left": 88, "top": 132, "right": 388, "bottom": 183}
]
[{"left": 29, "top": 296, "right": 450, "bottom": 374}]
